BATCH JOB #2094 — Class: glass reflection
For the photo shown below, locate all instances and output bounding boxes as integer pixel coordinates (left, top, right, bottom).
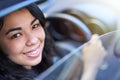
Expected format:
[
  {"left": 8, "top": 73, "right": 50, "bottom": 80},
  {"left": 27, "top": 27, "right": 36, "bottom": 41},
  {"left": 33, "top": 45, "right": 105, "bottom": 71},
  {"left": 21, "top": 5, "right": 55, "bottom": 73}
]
[{"left": 35, "top": 30, "right": 120, "bottom": 80}]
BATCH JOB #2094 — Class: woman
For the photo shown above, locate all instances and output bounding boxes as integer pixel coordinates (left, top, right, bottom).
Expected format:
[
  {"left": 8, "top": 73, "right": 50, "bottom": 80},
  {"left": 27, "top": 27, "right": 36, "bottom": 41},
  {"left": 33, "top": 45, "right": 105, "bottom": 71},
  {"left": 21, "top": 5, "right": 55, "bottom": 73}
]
[
  {"left": 0, "top": 3, "right": 55, "bottom": 80},
  {"left": 0, "top": 2, "right": 106, "bottom": 80}
]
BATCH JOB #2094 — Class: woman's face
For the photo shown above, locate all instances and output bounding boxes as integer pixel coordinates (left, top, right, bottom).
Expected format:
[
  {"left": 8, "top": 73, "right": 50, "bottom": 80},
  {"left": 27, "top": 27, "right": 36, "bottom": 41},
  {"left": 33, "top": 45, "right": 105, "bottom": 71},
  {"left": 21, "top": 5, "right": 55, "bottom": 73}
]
[{"left": 0, "top": 8, "right": 45, "bottom": 69}]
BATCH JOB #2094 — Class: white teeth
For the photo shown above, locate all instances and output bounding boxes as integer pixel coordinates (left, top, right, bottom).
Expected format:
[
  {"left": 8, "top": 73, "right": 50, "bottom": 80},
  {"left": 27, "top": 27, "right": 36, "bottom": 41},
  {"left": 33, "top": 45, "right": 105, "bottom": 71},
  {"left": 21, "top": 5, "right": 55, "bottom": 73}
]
[
  {"left": 24, "top": 46, "right": 40, "bottom": 57},
  {"left": 29, "top": 49, "right": 38, "bottom": 55}
]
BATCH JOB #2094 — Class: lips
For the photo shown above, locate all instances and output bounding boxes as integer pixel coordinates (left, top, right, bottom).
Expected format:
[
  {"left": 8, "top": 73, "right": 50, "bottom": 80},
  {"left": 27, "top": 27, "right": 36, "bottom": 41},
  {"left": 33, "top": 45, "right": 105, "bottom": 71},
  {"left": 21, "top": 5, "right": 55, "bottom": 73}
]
[{"left": 24, "top": 45, "right": 41, "bottom": 58}]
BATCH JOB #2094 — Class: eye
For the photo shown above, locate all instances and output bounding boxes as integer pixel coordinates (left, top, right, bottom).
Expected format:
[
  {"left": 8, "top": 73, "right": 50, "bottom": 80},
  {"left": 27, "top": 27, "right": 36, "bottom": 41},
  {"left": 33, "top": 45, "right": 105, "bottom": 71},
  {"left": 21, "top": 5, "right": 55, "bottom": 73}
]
[
  {"left": 32, "top": 24, "right": 40, "bottom": 29},
  {"left": 11, "top": 33, "right": 22, "bottom": 39}
]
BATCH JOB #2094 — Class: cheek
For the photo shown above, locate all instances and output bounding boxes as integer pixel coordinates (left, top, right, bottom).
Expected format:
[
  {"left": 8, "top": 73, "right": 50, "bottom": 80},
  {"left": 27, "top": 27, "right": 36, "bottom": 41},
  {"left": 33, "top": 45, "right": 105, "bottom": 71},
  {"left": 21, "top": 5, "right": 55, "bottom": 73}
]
[
  {"left": 1, "top": 40, "right": 25, "bottom": 56},
  {"left": 42, "top": 30, "right": 45, "bottom": 41},
  {"left": 36, "top": 28, "right": 46, "bottom": 42}
]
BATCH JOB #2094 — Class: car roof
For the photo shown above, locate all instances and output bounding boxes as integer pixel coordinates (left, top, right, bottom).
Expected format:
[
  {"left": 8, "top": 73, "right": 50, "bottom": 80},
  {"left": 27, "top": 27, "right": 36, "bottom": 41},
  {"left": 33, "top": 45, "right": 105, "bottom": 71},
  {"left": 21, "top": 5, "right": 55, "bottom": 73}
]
[{"left": 0, "top": 0, "right": 38, "bottom": 17}]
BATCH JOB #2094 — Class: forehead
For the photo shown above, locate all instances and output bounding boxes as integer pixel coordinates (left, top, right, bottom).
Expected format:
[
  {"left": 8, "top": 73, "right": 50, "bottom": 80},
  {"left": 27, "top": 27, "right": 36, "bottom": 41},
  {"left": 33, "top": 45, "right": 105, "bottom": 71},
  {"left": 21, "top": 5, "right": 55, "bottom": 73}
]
[{"left": 4, "top": 8, "right": 34, "bottom": 22}]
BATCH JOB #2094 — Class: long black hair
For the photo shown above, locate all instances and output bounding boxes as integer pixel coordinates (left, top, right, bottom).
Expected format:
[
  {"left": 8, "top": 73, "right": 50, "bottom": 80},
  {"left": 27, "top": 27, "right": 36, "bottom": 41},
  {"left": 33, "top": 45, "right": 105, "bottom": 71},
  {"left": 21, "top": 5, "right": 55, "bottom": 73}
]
[{"left": 0, "top": 3, "right": 55, "bottom": 80}]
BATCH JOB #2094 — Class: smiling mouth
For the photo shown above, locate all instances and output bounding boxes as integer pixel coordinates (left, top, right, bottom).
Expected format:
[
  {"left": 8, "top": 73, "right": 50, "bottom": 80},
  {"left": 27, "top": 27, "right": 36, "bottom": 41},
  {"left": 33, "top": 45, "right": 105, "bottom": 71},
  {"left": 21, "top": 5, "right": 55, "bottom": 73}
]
[{"left": 24, "top": 45, "right": 41, "bottom": 58}]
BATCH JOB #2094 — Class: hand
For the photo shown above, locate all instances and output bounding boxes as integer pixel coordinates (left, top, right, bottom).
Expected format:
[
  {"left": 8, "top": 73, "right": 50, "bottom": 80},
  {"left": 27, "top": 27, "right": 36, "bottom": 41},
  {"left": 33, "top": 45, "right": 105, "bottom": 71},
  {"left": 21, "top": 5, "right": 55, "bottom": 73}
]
[{"left": 81, "top": 34, "right": 106, "bottom": 80}]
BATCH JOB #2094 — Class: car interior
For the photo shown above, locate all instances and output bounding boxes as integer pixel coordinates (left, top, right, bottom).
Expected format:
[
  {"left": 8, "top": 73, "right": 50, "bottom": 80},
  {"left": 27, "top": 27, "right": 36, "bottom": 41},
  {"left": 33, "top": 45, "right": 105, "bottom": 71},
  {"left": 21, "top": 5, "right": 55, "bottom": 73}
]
[{"left": 35, "top": 0, "right": 120, "bottom": 80}]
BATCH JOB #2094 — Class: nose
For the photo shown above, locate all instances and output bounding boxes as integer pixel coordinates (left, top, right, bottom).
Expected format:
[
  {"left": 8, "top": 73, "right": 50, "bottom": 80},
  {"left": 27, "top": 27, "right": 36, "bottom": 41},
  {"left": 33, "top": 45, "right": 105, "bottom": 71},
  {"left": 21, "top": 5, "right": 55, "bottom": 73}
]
[{"left": 26, "top": 33, "right": 38, "bottom": 46}]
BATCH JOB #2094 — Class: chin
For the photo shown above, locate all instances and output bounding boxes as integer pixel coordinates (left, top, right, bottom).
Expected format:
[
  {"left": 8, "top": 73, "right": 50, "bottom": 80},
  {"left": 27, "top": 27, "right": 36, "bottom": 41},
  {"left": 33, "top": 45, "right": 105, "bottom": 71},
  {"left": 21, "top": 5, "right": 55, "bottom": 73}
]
[{"left": 32, "top": 57, "right": 42, "bottom": 66}]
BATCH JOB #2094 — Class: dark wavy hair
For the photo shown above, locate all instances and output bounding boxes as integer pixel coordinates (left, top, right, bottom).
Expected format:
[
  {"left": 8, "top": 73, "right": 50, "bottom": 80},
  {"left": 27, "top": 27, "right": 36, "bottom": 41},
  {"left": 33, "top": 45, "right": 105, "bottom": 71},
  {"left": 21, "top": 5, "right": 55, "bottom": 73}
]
[{"left": 0, "top": 3, "right": 55, "bottom": 80}]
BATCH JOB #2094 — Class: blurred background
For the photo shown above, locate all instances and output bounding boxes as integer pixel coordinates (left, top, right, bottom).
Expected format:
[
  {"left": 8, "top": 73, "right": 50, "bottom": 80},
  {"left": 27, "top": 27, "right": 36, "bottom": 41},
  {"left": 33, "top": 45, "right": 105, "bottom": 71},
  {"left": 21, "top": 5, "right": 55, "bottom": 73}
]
[
  {"left": 43, "top": 0, "right": 120, "bottom": 15},
  {"left": 37, "top": 0, "right": 120, "bottom": 58},
  {"left": 36, "top": 0, "right": 120, "bottom": 80}
]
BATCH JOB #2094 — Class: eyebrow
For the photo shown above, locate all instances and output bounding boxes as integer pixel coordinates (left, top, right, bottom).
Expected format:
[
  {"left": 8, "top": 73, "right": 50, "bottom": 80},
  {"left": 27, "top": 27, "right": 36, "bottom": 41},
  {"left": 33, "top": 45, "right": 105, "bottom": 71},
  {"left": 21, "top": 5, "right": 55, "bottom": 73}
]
[
  {"left": 31, "top": 18, "right": 37, "bottom": 25},
  {"left": 5, "top": 27, "right": 22, "bottom": 35},
  {"left": 5, "top": 18, "right": 37, "bottom": 35}
]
